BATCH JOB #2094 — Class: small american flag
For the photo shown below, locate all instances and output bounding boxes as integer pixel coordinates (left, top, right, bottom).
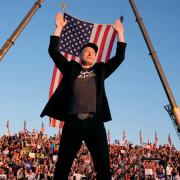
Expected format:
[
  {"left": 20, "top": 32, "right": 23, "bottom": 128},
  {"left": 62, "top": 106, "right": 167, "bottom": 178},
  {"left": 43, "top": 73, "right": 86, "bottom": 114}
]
[
  {"left": 24, "top": 120, "right": 27, "bottom": 134},
  {"left": 49, "top": 13, "right": 117, "bottom": 128},
  {"left": 107, "top": 129, "right": 111, "bottom": 144},
  {"left": 154, "top": 131, "right": 158, "bottom": 146},
  {"left": 122, "top": 129, "right": 126, "bottom": 141},
  {"left": 139, "top": 130, "right": 143, "bottom": 145},
  {"left": 6, "top": 120, "right": 10, "bottom": 135},
  {"left": 168, "top": 133, "right": 172, "bottom": 146},
  {"left": 41, "top": 122, "right": 45, "bottom": 133}
]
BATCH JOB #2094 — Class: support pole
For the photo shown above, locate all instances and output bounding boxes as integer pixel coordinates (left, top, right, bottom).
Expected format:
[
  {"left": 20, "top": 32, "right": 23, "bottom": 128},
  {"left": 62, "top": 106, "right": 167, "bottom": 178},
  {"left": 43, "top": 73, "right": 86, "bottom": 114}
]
[
  {"left": 0, "top": 0, "right": 44, "bottom": 61},
  {"left": 129, "top": 0, "right": 180, "bottom": 130}
]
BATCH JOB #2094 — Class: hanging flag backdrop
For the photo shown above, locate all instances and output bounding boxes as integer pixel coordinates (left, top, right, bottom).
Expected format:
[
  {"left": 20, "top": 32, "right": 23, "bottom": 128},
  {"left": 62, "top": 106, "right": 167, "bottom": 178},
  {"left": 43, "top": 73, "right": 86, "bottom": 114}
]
[{"left": 49, "top": 13, "right": 117, "bottom": 128}]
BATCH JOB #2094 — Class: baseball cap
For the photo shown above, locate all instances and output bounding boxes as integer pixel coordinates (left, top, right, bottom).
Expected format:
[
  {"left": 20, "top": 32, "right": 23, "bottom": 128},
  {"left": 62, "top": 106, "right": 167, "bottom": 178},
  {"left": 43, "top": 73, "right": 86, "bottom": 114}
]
[{"left": 80, "top": 42, "right": 98, "bottom": 53}]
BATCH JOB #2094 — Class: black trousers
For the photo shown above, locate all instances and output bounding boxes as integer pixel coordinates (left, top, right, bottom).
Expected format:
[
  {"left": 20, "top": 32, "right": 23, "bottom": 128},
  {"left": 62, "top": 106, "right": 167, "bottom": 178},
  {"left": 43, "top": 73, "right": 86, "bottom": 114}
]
[{"left": 53, "top": 116, "right": 111, "bottom": 180}]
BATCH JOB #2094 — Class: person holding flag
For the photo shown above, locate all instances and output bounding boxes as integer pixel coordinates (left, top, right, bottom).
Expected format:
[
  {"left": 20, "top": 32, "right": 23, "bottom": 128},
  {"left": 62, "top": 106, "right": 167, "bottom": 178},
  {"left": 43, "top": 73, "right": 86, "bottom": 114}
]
[{"left": 40, "top": 12, "right": 126, "bottom": 179}]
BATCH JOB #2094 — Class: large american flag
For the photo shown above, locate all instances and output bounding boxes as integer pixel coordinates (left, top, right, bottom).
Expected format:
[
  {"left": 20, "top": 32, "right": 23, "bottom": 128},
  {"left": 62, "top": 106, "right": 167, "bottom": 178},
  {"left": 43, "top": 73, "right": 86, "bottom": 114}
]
[{"left": 49, "top": 13, "right": 117, "bottom": 128}]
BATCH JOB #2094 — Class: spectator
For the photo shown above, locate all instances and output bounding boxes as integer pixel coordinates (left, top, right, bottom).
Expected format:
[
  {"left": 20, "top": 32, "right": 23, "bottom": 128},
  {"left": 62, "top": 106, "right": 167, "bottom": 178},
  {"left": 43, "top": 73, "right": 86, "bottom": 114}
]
[{"left": 0, "top": 130, "right": 179, "bottom": 179}]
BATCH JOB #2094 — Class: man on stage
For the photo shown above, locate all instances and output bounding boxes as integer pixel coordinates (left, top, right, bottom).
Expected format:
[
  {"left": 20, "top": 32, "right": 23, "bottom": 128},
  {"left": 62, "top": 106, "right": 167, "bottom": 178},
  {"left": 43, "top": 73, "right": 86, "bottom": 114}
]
[{"left": 41, "top": 12, "right": 126, "bottom": 180}]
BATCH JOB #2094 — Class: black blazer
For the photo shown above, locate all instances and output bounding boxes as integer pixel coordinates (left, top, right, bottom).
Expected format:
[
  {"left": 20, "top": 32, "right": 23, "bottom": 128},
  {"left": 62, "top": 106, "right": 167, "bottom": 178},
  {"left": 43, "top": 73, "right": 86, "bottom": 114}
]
[{"left": 40, "top": 36, "right": 126, "bottom": 122}]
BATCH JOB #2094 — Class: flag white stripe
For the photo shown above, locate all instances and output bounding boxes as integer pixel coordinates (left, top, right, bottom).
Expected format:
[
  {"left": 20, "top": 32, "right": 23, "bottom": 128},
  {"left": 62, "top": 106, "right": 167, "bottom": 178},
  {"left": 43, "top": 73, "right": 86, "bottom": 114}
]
[{"left": 75, "top": 56, "right": 80, "bottom": 63}]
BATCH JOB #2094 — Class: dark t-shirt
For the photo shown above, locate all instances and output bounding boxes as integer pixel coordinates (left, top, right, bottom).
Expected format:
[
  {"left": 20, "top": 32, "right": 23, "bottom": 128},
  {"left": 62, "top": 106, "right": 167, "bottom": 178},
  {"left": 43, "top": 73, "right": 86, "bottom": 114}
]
[{"left": 68, "top": 68, "right": 97, "bottom": 114}]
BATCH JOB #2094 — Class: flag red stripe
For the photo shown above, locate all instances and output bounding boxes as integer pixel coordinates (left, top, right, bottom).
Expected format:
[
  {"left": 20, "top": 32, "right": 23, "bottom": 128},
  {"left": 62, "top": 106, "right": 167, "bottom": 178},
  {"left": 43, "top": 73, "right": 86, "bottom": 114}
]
[
  {"left": 50, "top": 118, "right": 56, "bottom": 127},
  {"left": 71, "top": 55, "right": 76, "bottom": 61},
  {"left": 64, "top": 52, "right": 69, "bottom": 60},
  {"left": 59, "top": 121, "right": 64, "bottom": 128}
]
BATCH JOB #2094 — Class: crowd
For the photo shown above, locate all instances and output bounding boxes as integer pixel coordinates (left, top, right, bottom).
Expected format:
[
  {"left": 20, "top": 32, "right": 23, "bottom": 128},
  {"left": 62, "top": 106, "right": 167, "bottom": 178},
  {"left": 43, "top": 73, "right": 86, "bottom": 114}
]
[{"left": 0, "top": 130, "right": 179, "bottom": 180}]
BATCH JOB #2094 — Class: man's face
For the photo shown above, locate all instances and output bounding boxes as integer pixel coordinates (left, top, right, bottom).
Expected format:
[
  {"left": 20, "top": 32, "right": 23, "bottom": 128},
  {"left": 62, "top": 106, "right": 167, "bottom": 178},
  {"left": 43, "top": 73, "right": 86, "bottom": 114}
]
[{"left": 80, "top": 47, "right": 96, "bottom": 66}]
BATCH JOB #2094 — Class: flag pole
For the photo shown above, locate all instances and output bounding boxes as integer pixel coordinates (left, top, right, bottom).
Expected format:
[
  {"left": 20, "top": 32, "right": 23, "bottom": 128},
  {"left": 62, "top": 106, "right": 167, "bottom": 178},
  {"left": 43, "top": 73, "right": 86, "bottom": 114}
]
[
  {"left": 128, "top": 0, "right": 180, "bottom": 131},
  {"left": 120, "top": 16, "right": 124, "bottom": 23},
  {"left": 61, "top": 2, "right": 67, "bottom": 13},
  {"left": 0, "top": 0, "right": 44, "bottom": 61}
]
